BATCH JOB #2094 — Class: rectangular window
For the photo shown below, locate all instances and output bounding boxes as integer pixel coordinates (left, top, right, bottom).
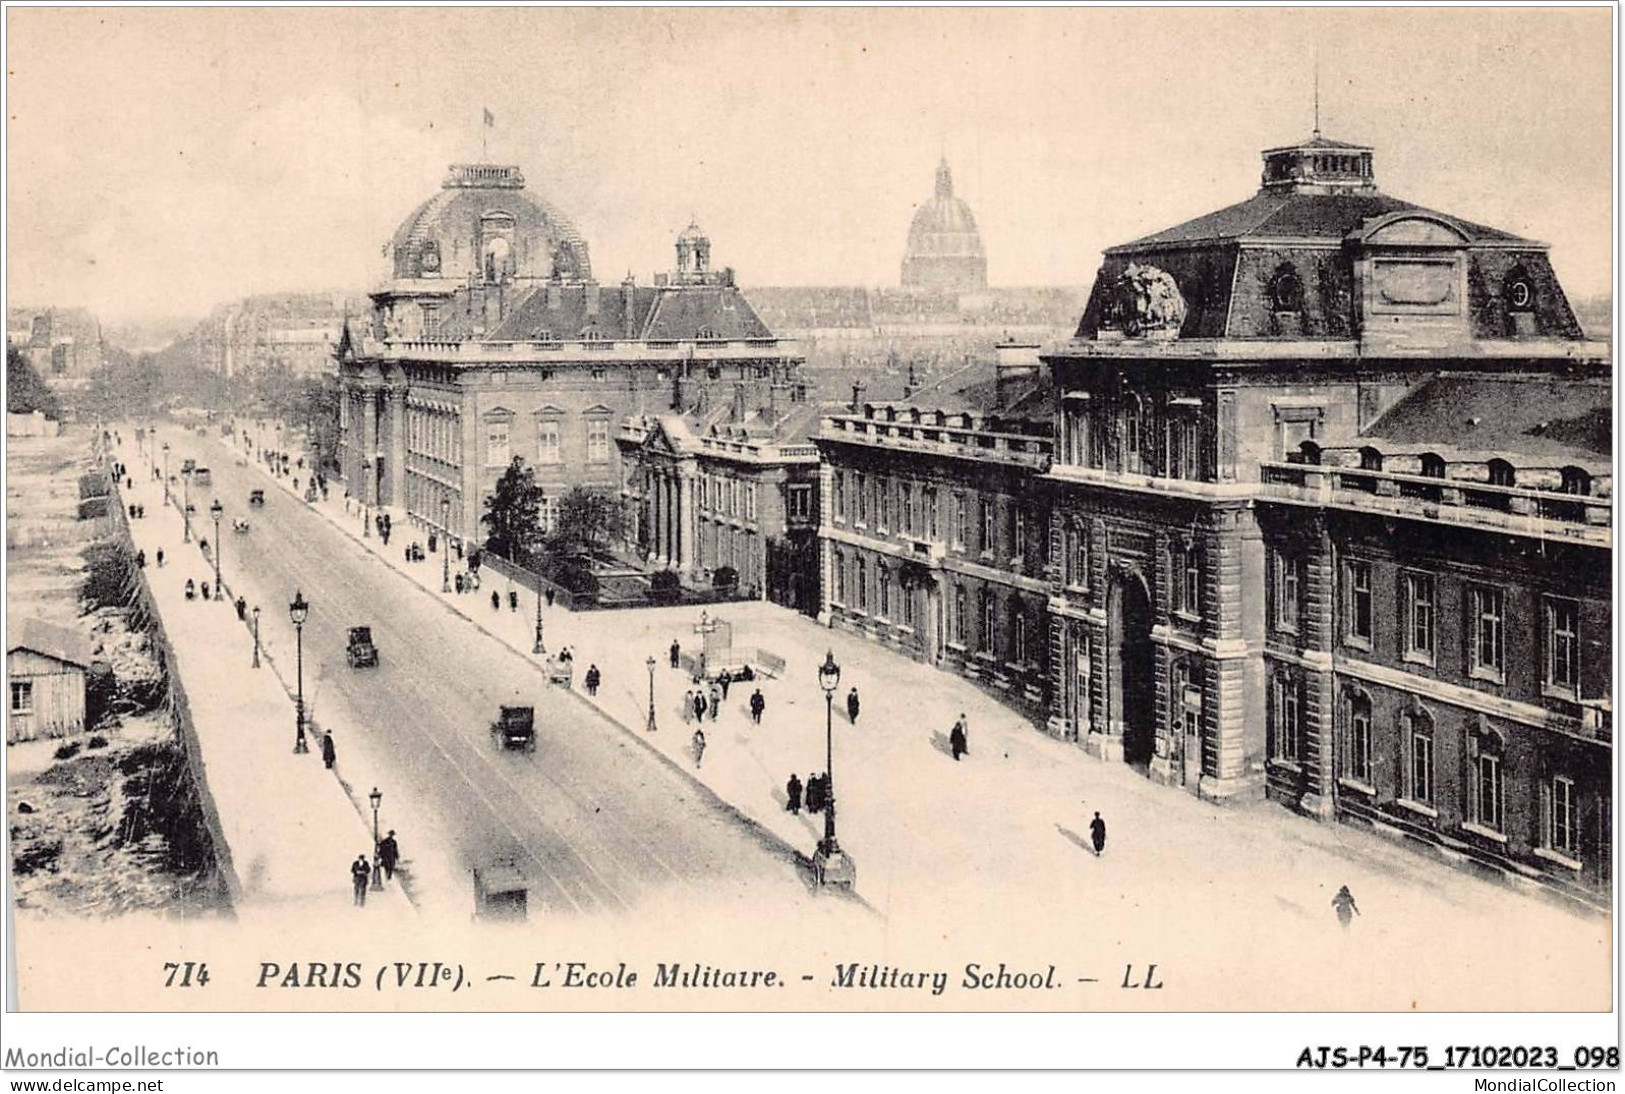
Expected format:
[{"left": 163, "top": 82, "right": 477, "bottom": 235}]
[
  {"left": 981, "top": 499, "right": 997, "bottom": 554},
  {"left": 1408, "top": 728, "right": 1434, "bottom": 806},
  {"left": 834, "top": 472, "right": 846, "bottom": 521},
  {"left": 952, "top": 493, "right": 966, "bottom": 549},
  {"left": 538, "top": 495, "right": 559, "bottom": 534},
  {"left": 746, "top": 483, "right": 758, "bottom": 522},
  {"left": 788, "top": 484, "right": 811, "bottom": 521},
  {"left": 1013, "top": 613, "right": 1028, "bottom": 663},
  {"left": 1346, "top": 698, "right": 1372, "bottom": 783},
  {"left": 1346, "top": 559, "right": 1373, "bottom": 645},
  {"left": 1166, "top": 415, "right": 1200, "bottom": 480},
  {"left": 585, "top": 418, "right": 610, "bottom": 463},
  {"left": 1474, "top": 752, "right": 1503, "bottom": 831},
  {"left": 10, "top": 680, "right": 33, "bottom": 715},
  {"left": 1013, "top": 509, "right": 1027, "bottom": 560},
  {"left": 1547, "top": 776, "right": 1577, "bottom": 856},
  {"left": 856, "top": 558, "right": 868, "bottom": 611},
  {"left": 1273, "top": 553, "right": 1300, "bottom": 634},
  {"left": 1545, "top": 596, "right": 1580, "bottom": 693},
  {"left": 1403, "top": 573, "right": 1435, "bottom": 661},
  {"left": 833, "top": 551, "right": 846, "bottom": 602},
  {"left": 901, "top": 482, "right": 915, "bottom": 536},
  {"left": 485, "top": 421, "right": 510, "bottom": 468},
  {"left": 980, "top": 592, "right": 996, "bottom": 654},
  {"left": 856, "top": 473, "right": 868, "bottom": 524},
  {"left": 537, "top": 419, "right": 561, "bottom": 465},
  {"left": 924, "top": 487, "right": 938, "bottom": 541},
  {"left": 1273, "top": 673, "right": 1300, "bottom": 762},
  {"left": 1469, "top": 585, "right": 1505, "bottom": 680},
  {"left": 1070, "top": 528, "right": 1090, "bottom": 588},
  {"left": 951, "top": 584, "right": 966, "bottom": 644}
]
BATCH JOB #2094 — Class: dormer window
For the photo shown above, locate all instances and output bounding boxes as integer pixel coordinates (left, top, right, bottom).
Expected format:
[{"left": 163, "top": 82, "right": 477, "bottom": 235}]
[
  {"left": 1420, "top": 453, "right": 1446, "bottom": 479},
  {"left": 1487, "top": 459, "right": 1517, "bottom": 488},
  {"left": 1269, "top": 266, "right": 1304, "bottom": 313},
  {"left": 1504, "top": 270, "right": 1536, "bottom": 311},
  {"left": 1560, "top": 467, "right": 1591, "bottom": 496},
  {"left": 696, "top": 326, "right": 720, "bottom": 341},
  {"left": 1359, "top": 447, "right": 1383, "bottom": 472}
]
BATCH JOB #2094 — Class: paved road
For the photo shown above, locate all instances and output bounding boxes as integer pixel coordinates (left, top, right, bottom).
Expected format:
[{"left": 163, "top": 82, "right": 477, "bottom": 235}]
[{"left": 161, "top": 429, "right": 811, "bottom": 919}]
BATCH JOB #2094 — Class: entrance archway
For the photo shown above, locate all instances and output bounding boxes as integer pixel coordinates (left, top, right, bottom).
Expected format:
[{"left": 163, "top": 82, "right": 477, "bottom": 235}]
[{"left": 1107, "top": 570, "right": 1155, "bottom": 769}]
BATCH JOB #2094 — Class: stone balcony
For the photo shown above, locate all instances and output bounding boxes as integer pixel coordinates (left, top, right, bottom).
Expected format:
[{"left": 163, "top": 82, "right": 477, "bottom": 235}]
[{"left": 819, "top": 414, "right": 1052, "bottom": 469}]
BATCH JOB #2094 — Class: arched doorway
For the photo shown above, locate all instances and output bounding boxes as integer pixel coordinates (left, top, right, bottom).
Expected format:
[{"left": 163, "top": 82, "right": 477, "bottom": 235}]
[{"left": 1107, "top": 571, "right": 1155, "bottom": 769}]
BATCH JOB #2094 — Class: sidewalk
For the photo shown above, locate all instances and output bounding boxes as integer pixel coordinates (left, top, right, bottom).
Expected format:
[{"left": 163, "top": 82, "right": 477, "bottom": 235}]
[
  {"left": 228, "top": 424, "right": 1615, "bottom": 978},
  {"left": 113, "top": 432, "right": 413, "bottom": 927}
]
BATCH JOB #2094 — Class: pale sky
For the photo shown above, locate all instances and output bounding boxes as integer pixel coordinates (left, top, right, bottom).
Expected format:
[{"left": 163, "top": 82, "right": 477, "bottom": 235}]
[{"left": 5, "top": 6, "right": 1614, "bottom": 324}]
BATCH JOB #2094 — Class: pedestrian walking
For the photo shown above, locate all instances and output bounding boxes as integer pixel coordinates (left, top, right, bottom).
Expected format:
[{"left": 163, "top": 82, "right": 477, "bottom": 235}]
[
  {"left": 235, "top": 596, "right": 247, "bottom": 620},
  {"left": 585, "top": 664, "right": 601, "bottom": 696},
  {"left": 708, "top": 683, "right": 722, "bottom": 721},
  {"left": 377, "top": 831, "right": 400, "bottom": 881},
  {"left": 509, "top": 590, "right": 519, "bottom": 612},
  {"left": 321, "top": 730, "right": 337, "bottom": 770},
  {"left": 847, "top": 687, "right": 861, "bottom": 724},
  {"left": 806, "top": 773, "right": 825, "bottom": 814},
  {"left": 691, "top": 728, "right": 706, "bottom": 769},
  {"left": 719, "top": 673, "right": 732, "bottom": 701},
  {"left": 200, "top": 581, "right": 210, "bottom": 602},
  {"left": 749, "top": 688, "right": 765, "bottom": 724},
  {"left": 1089, "top": 811, "right": 1107, "bottom": 856},
  {"left": 184, "top": 578, "right": 196, "bottom": 600},
  {"left": 786, "top": 773, "right": 803, "bottom": 814},
  {"left": 455, "top": 573, "right": 465, "bottom": 594},
  {"left": 136, "top": 549, "right": 147, "bottom": 569},
  {"left": 949, "top": 715, "right": 968, "bottom": 761},
  {"left": 1332, "top": 885, "right": 1360, "bottom": 929},
  {"left": 156, "top": 548, "right": 165, "bottom": 568},
  {"left": 683, "top": 690, "right": 695, "bottom": 724},
  {"left": 491, "top": 590, "right": 501, "bottom": 612},
  {"left": 693, "top": 690, "right": 708, "bottom": 722},
  {"left": 351, "top": 855, "right": 371, "bottom": 907},
  {"left": 670, "top": 639, "right": 681, "bottom": 668}
]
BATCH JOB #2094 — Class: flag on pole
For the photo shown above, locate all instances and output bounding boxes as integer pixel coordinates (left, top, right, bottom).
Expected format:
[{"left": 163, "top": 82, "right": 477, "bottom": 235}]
[{"left": 483, "top": 107, "right": 495, "bottom": 128}]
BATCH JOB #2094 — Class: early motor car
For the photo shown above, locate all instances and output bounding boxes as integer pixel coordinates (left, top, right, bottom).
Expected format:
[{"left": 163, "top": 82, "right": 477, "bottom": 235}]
[
  {"left": 472, "top": 860, "right": 528, "bottom": 922},
  {"left": 249, "top": 489, "right": 265, "bottom": 507},
  {"left": 491, "top": 705, "right": 536, "bottom": 752},
  {"left": 345, "top": 626, "right": 379, "bottom": 669}
]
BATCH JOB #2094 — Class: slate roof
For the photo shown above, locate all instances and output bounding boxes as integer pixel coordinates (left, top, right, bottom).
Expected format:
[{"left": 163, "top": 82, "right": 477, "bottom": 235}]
[
  {"left": 1111, "top": 190, "right": 1531, "bottom": 251},
  {"left": 1363, "top": 375, "right": 1612, "bottom": 466},
  {"left": 7, "top": 617, "right": 96, "bottom": 669}
]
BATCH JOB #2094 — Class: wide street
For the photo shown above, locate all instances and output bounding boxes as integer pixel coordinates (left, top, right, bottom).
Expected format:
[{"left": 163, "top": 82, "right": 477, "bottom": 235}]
[{"left": 146, "top": 426, "right": 825, "bottom": 924}]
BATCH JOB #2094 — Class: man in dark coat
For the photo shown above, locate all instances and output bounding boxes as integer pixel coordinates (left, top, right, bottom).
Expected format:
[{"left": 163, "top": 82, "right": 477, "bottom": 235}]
[
  {"left": 846, "top": 687, "right": 861, "bottom": 724},
  {"left": 351, "top": 854, "right": 371, "bottom": 906},
  {"left": 806, "top": 774, "right": 825, "bottom": 814},
  {"left": 585, "top": 664, "right": 601, "bottom": 696},
  {"left": 377, "top": 831, "right": 400, "bottom": 881},
  {"left": 786, "top": 774, "right": 803, "bottom": 814},
  {"left": 693, "top": 690, "right": 708, "bottom": 722},
  {"left": 321, "top": 730, "right": 337, "bottom": 769},
  {"left": 719, "top": 673, "right": 732, "bottom": 701},
  {"left": 750, "top": 689, "right": 766, "bottom": 724},
  {"left": 1089, "top": 811, "right": 1106, "bottom": 856},
  {"left": 670, "top": 639, "right": 681, "bottom": 668},
  {"left": 509, "top": 589, "right": 519, "bottom": 612},
  {"left": 491, "top": 590, "right": 501, "bottom": 611},
  {"left": 949, "top": 716, "right": 968, "bottom": 761}
]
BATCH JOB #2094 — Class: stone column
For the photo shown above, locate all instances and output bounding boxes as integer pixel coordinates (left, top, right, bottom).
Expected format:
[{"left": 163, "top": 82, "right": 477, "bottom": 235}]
[{"left": 361, "top": 391, "right": 379, "bottom": 505}]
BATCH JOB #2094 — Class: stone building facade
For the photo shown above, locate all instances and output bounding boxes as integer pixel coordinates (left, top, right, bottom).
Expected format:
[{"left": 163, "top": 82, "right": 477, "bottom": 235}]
[
  {"left": 616, "top": 395, "right": 822, "bottom": 612},
  {"left": 335, "top": 164, "right": 801, "bottom": 547},
  {"left": 817, "top": 358, "right": 1055, "bottom": 713}
]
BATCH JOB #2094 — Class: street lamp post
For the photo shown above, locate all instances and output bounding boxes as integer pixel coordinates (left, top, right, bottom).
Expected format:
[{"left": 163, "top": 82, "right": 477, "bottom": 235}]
[
  {"left": 252, "top": 606, "right": 261, "bottom": 668},
  {"left": 645, "top": 656, "right": 658, "bottom": 733},
  {"left": 368, "top": 787, "right": 384, "bottom": 891},
  {"left": 209, "top": 499, "right": 224, "bottom": 598},
  {"left": 812, "top": 649, "right": 856, "bottom": 890},
  {"left": 289, "top": 591, "right": 310, "bottom": 753},
  {"left": 362, "top": 460, "right": 371, "bottom": 537},
  {"left": 533, "top": 584, "right": 546, "bottom": 655},
  {"left": 182, "top": 466, "right": 193, "bottom": 542},
  {"left": 162, "top": 443, "right": 170, "bottom": 504},
  {"left": 441, "top": 497, "right": 452, "bottom": 593}
]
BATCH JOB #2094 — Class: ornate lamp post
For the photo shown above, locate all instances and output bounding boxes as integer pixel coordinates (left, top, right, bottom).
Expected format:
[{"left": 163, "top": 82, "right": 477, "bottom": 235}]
[
  {"left": 362, "top": 459, "right": 372, "bottom": 538},
  {"left": 812, "top": 649, "right": 856, "bottom": 889},
  {"left": 251, "top": 606, "right": 261, "bottom": 669},
  {"left": 182, "top": 463, "right": 193, "bottom": 542},
  {"left": 289, "top": 591, "right": 310, "bottom": 753},
  {"left": 209, "top": 499, "right": 224, "bottom": 598},
  {"left": 441, "top": 497, "right": 453, "bottom": 592},
  {"left": 533, "top": 582, "right": 546, "bottom": 656},
  {"left": 645, "top": 656, "right": 658, "bottom": 733},
  {"left": 368, "top": 786, "right": 384, "bottom": 891},
  {"left": 162, "top": 443, "right": 171, "bottom": 504}
]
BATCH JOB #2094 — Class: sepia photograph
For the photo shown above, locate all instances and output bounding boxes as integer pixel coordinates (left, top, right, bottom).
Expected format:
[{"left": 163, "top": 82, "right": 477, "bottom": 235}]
[{"left": 1, "top": 2, "right": 1616, "bottom": 1075}]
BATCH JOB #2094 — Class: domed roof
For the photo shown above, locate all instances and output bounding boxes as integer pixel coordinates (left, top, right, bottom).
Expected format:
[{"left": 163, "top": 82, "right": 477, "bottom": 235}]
[
  {"left": 389, "top": 164, "right": 592, "bottom": 282},
  {"left": 676, "top": 220, "right": 709, "bottom": 244},
  {"left": 905, "top": 158, "right": 986, "bottom": 261}
]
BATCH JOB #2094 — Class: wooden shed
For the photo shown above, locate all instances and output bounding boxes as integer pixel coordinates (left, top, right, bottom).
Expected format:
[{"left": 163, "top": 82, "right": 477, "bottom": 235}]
[{"left": 7, "top": 617, "right": 95, "bottom": 743}]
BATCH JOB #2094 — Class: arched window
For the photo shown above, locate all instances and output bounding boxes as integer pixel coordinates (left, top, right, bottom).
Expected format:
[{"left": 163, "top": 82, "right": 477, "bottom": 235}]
[
  {"left": 832, "top": 549, "right": 845, "bottom": 603},
  {"left": 1487, "top": 459, "right": 1517, "bottom": 488},
  {"left": 1420, "top": 452, "right": 1446, "bottom": 479},
  {"left": 1560, "top": 466, "right": 1591, "bottom": 496},
  {"left": 1401, "top": 706, "right": 1435, "bottom": 807},
  {"left": 877, "top": 561, "right": 890, "bottom": 618},
  {"left": 1468, "top": 723, "right": 1505, "bottom": 832},
  {"left": 1344, "top": 689, "right": 1372, "bottom": 784},
  {"left": 1120, "top": 394, "right": 1145, "bottom": 474},
  {"left": 1012, "top": 603, "right": 1029, "bottom": 664},
  {"left": 1297, "top": 440, "right": 1322, "bottom": 466},
  {"left": 1359, "top": 446, "right": 1384, "bottom": 472}
]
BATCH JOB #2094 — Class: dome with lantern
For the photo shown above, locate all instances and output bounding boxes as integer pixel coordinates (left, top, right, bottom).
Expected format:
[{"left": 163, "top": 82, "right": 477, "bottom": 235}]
[{"left": 901, "top": 157, "right": 987, "bottom": 292}]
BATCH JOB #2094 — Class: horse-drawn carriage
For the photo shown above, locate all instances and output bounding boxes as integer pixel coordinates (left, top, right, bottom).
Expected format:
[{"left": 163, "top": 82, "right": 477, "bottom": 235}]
[{"left": 491, "top": 705, "right": 536, "bottom": 752}]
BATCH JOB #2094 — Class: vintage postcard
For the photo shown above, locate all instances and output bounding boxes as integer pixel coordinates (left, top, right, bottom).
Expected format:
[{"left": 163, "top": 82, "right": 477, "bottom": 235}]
[{"left": 2, "top": 3, "right": 1616, "bottom": 1072}]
